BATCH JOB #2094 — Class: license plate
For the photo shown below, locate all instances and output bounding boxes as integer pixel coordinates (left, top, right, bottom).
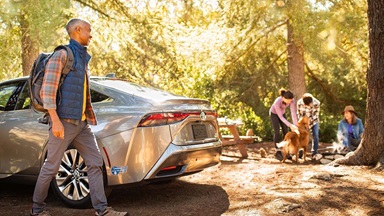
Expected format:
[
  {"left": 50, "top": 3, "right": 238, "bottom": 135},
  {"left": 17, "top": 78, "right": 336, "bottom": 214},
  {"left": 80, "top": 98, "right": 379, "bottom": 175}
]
[{"left": 192, "top": 124, "right": 208, "bottom": 140}]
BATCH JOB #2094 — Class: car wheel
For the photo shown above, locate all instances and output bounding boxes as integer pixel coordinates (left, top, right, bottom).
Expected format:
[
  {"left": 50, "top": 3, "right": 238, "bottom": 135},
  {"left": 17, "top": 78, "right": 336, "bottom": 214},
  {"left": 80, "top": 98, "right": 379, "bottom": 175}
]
[{"left": 50, "top": 148, "right": 110, "bottom": 208}]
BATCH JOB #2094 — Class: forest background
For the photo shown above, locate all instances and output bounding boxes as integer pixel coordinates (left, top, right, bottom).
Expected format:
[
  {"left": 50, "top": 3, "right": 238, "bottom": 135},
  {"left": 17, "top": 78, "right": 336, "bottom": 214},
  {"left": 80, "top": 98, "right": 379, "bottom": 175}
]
[{"left": 0, "top": 0, "right": 368, "bottom": 143}]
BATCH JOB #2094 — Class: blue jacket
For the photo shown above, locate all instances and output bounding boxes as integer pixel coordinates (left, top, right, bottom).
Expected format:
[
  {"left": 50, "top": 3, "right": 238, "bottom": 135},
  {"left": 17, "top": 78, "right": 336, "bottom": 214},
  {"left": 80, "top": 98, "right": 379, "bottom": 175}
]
[
  {"left": 337, "top": 118, "right": 364, "bottom": 147},
  {"left": 56, "top": 39, "right": 91, "bottom": 120}
]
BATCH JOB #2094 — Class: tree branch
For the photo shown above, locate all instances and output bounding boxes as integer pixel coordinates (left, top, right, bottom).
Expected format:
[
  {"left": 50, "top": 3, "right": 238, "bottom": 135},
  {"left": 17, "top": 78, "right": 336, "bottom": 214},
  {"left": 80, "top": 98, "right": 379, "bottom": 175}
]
[
  {"left": 304, "top": 63, "right": 345, "bottom": 104},
  {"left": 74, "top": 0, "right": 111, "bottom": 19},
  {"left": 228, "top": 19, "right": 288, "bottom": 66},
  {"left": 237, "top": 48, "right": 287, "bottom": 99}
]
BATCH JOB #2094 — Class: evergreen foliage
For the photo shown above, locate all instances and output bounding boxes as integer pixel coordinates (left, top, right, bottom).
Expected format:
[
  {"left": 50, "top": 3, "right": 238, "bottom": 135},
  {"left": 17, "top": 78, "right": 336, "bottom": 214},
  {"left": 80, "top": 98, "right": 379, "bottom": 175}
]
[{"left": 0, "top": 0, "right": 368, "bottom": 143}]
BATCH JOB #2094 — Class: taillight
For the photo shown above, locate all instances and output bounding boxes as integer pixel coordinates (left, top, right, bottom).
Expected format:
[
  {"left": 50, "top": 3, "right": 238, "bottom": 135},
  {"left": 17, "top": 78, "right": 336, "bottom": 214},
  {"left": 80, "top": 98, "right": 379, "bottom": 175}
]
[
  {"left": 138, "top": 111, "right": 217, "bottom": 127},
  {"left": 161, "top": 166, "right": 177, "bottom": 171},
  {"left": 138, "top": 112, "right": 191, "bottom": 127}
]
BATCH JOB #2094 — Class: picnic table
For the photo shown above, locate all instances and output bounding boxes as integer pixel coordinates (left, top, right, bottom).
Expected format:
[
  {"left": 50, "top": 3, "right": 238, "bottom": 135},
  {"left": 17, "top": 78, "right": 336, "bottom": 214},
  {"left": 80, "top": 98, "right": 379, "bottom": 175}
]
[{"left": 218, "top": 118, "right": 257, "bottom": 158}]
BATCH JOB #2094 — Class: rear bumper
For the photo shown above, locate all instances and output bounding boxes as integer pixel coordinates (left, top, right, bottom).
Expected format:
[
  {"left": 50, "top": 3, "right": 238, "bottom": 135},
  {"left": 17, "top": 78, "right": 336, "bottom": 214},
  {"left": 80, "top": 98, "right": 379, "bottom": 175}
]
[{"left": 144, "top": 141, "right": 222, "bottom": 179}]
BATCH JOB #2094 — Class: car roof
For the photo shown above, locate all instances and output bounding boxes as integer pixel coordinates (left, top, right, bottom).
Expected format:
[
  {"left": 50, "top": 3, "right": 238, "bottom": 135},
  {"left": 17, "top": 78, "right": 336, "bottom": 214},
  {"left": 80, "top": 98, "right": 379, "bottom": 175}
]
[
  {"left": 0, "top": 76, "right": 194, "bottom": 103},
  {"left": 0, "top": 76, "right": 28, "bottom": 84}
]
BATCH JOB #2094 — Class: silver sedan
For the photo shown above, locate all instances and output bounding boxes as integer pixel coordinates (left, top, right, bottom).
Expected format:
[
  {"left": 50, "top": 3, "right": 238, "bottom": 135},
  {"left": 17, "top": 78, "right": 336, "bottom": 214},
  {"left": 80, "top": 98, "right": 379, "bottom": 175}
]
[{"left": 0, "top": 76, "right": 222, "bottom": 208}]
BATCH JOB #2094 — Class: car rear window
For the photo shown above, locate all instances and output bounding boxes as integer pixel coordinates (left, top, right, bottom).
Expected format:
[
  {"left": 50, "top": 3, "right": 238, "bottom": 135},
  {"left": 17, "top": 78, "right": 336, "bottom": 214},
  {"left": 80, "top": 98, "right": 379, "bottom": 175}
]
[{"left": 93, "top": 79, "right": 185, "bottom": 102}]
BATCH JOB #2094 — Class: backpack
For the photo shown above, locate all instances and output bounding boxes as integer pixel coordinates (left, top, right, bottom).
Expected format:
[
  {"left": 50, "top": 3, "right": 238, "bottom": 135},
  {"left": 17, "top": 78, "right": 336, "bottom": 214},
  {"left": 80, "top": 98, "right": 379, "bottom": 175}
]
[{"left": 28, "top": 45, "right": 74, "bottom": 113}]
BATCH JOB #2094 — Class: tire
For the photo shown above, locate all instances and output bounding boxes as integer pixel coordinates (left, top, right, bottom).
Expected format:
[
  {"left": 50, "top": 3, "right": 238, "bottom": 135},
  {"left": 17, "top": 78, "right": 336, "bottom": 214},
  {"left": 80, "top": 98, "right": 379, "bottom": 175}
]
[{"left": 50, "top": 148, "right": 111, "bottom": 208}]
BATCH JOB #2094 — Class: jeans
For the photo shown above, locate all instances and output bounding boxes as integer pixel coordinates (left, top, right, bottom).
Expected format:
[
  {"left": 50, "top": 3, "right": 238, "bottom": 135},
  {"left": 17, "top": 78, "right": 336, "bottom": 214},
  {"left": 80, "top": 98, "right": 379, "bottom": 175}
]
[
  {"left": 311, "top": 123, "right": 319, "bottom": 155},
  {"left": 348, "top": 137, "right": 361, "bottom": 151}
]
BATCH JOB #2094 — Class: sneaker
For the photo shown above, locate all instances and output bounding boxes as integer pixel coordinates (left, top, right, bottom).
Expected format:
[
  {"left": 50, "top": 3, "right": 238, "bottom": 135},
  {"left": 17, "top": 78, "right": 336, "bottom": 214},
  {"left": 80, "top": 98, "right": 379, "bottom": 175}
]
[
  {"left": 275, "top": 150, "right": 283, "bottom": 161},
  {"left": 95, "top": 207, "right": 128, "bottom": 216},
  {"left": 312, "top": 153, "right": 323, "bottom": 161},
  {"left": 30, "top": 210, "right": 51, "bottom": 216},
  {"left": 341, "top": 147, "right": 351, "bottom": 155}
]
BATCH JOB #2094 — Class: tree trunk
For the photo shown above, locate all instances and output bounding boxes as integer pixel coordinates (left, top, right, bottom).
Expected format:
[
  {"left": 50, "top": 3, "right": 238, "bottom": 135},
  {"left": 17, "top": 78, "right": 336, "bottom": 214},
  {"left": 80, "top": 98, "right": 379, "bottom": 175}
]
[
  {"left": 287, "top": 20, "right": 306, "bottom": 99},
  {"left": 334, "top": 0, "right": 384, "bottom": 168},
  {"left": 20, "top": 12, "right": 39, "bottom": 76}
]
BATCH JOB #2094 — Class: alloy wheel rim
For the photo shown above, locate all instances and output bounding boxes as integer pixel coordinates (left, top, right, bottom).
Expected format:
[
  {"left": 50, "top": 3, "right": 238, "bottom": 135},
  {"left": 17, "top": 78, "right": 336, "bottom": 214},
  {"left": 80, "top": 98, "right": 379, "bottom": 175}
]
[{"left": 55, "top": 149, "right": 89, "bottom": 200}]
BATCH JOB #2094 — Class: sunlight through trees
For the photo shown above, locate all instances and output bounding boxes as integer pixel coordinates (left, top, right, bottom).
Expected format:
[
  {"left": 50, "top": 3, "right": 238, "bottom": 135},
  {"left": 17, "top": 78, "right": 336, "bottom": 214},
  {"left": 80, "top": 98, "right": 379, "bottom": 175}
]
[{"left": 0, "top": 0, "right": 368, "bottom": 143}]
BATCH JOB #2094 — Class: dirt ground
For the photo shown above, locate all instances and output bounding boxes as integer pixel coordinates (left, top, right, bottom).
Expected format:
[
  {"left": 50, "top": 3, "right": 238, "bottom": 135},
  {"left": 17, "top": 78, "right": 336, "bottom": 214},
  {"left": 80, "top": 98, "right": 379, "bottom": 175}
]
[{"left": 1, "top": 142, "right": 384, "bottom": 216}]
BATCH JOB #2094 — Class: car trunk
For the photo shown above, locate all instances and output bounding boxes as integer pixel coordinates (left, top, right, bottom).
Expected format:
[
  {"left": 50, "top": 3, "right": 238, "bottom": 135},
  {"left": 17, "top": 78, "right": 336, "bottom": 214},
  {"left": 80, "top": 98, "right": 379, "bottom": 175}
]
[{"left": 155, "top": 98, "right": 220, "bottom": 146}]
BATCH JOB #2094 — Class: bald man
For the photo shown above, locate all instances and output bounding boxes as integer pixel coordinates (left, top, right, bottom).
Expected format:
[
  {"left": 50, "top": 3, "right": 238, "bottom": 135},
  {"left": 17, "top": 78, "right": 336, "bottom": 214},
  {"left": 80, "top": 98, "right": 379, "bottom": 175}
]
[{"left": 31, "top": 18, "right": 128, "bottom": 216}]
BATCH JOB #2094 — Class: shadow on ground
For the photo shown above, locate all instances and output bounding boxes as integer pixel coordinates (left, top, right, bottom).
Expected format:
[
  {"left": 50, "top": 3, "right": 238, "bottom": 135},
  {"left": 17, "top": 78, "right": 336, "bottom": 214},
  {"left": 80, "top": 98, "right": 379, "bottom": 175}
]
[
  {"left": 109, "top": 179, "right": 229, "bottom": 216},
  {"left": 0, "top": 178, "right": 229, "bottom": 216}
]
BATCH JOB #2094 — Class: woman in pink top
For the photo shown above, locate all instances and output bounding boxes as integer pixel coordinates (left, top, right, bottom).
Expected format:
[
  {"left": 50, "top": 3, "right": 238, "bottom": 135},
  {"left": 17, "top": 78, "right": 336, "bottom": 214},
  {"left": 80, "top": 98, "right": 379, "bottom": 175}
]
[{"left": 269, "top": 89, "right": 298, "bottom": 156}]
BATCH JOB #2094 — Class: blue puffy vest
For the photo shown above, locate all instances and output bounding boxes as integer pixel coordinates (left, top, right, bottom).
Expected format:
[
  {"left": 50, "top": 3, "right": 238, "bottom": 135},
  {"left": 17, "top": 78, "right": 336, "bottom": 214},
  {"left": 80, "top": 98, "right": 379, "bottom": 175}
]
[{"left": 56, "top": 39, "right": 91, "bottom": 120}]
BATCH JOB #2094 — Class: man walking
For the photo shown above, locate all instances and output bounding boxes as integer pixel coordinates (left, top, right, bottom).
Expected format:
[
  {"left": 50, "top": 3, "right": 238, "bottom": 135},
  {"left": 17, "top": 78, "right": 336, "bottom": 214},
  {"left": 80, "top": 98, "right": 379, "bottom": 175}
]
[{"left": 31, "top": 18, "right": 128, "bottom": 216}]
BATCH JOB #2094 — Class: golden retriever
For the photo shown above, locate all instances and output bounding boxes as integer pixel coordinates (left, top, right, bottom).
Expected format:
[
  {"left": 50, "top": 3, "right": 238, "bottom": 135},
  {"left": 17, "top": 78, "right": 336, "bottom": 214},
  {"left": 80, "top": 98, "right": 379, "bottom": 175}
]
[{"left": 277, "top": 116, "right": 310, "bottom": 163}]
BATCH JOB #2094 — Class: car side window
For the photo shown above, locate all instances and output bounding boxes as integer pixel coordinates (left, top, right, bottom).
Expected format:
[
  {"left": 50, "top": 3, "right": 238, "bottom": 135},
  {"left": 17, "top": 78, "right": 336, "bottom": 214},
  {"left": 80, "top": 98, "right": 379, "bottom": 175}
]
[
  {"left": 90, "top": 89, "right": 111, "bottom": 103},
  {"left": 16, "top": 83, "right": 31, "bottom": 110},
  {"left": 0, "top": 81, "right": 24, "bottom": 111}
]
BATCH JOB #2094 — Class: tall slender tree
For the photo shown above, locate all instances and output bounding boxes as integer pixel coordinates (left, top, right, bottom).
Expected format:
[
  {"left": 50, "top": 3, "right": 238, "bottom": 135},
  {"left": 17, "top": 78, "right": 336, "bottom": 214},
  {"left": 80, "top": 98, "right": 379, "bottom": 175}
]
[
  {"left": 284, "top": 0, "right": 309, "bottom": 99},
  {"left": 287, "top": 19, "right": 306, "bottom": 98},
  {"left": 20, "top": 8, "right": 39, "bottom": 76}
]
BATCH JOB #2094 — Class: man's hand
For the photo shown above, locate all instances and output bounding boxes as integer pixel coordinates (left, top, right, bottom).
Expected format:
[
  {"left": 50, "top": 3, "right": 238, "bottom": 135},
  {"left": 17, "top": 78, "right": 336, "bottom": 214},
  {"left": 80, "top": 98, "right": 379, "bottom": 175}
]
[
  {"left": 51, "top": 120, "right": 64, "bottom": 139},
  {"left": 47, "top": 109, "right": 64, "bottom": 139}
]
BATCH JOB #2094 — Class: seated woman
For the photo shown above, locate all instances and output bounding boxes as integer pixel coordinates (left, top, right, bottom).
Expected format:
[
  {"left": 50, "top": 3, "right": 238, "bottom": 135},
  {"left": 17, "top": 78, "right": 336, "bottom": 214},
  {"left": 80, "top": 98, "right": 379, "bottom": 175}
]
[{"left": 337, "top": 105, "right": 364, "bottom": 151}]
